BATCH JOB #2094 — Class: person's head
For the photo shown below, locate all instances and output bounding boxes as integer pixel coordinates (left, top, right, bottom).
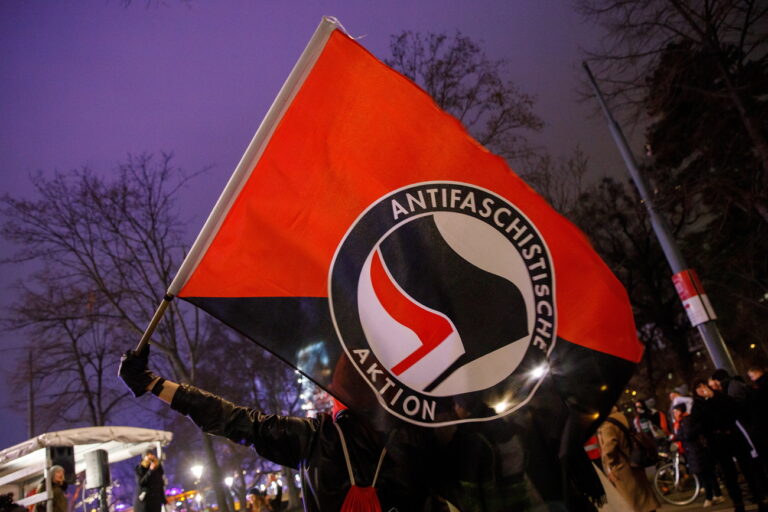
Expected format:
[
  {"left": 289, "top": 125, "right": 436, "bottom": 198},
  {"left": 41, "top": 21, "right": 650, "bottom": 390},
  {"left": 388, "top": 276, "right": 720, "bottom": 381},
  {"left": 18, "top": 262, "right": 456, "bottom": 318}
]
[
  {"left": 246, "top": 488, "right": 265, "bottom": 506},
  {"left": 694, "top": 379, "right": 714, "bottom": 398},
  {"left": 669, "top": 391, "right": 681, "bottom": 401},
  {"left": 633, "top": 400, "right": 646, "bottom": 413},
  {"left": 747, "top": 366, "right": 764, "bottom": 382},
  {"left": 452, "top": 394, "right": 491, "bottom": 419},
  {"left": 50, "top": 466, "right": 65, "bottom": 485},
  {"left": 143, "top": 450, "right": 157, "bottom": 464},
  {"left": 672, "top": 403, "right": 686, "bottom": 420},
  {"left": 711, "top": 368, "right": 730, "bottom": 383},
  {"left": 707, "top": 378, "right": 722, "bottom": 391}
]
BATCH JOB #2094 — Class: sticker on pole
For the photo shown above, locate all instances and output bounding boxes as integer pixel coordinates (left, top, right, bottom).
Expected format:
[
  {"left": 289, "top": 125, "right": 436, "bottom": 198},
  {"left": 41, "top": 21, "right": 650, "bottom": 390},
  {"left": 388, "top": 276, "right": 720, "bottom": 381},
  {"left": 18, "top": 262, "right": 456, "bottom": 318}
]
[{"left": 672, "top": 269, "right": 716, "bottom": 327}]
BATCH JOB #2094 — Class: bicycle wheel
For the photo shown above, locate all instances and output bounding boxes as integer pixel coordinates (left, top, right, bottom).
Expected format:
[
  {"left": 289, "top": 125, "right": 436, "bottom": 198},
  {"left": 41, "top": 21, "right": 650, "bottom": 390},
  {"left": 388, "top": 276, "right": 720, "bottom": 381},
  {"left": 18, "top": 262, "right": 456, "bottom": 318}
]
[{"left": 653, "top": 462, "right": 701, "bottom": 506}]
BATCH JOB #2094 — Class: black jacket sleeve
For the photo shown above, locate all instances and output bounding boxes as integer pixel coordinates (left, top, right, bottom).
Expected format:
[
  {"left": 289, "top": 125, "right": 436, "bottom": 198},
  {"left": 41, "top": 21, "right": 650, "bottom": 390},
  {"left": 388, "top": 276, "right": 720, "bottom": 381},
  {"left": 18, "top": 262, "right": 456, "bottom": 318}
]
[
  {"left": 136, "top": 465, "right": 153, "bottom": 487},
  {"left": 170, "top": 384, "right": 319, "bottom": 469}
]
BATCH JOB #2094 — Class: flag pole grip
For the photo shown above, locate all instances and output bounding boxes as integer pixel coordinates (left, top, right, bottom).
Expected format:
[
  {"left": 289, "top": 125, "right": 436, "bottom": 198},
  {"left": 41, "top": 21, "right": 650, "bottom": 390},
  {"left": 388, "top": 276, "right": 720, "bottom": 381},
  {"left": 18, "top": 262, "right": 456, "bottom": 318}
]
[{"left": 135, "top": 295, "right": 174, "bottom": 352}]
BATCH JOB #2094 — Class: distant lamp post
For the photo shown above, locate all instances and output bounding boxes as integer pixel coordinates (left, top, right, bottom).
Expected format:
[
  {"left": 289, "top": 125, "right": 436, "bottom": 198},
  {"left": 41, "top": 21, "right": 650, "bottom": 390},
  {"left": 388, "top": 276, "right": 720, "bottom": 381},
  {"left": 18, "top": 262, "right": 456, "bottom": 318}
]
[
  {"left": 224, "top": 476, "right": 233, "bottom": 488},
  {"left": 190, "top": 465, "right": 204, "bottom": 481}
]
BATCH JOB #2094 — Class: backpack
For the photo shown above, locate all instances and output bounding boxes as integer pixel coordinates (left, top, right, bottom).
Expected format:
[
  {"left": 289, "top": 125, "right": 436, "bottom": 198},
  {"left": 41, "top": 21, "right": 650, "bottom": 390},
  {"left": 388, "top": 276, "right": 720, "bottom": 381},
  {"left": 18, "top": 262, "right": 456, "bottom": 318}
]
[
  {"left": 334, "top": 422, "right": 394, "bottom": 512},
  {"left": 605, "top": 417, "right": 659, "bottom": 468}
]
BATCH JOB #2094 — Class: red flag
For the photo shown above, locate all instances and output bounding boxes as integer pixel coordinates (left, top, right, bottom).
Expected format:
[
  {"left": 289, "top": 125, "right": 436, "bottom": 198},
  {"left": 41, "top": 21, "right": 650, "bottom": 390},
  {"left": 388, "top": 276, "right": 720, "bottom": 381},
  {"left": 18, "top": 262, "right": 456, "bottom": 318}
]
[
  {"left": 160, "top": 18, "right": 643, "bottom": 508},
  {"left": 169, "top": 19, "right": 641, "bottom": 427}
]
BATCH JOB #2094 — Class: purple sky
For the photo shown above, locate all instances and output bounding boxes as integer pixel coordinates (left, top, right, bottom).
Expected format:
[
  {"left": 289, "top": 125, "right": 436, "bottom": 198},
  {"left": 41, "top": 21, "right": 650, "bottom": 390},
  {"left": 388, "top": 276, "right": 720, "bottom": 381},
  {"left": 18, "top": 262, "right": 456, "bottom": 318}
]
[{"left": 0, "top": 1, "right": 638, "bottom": 448}]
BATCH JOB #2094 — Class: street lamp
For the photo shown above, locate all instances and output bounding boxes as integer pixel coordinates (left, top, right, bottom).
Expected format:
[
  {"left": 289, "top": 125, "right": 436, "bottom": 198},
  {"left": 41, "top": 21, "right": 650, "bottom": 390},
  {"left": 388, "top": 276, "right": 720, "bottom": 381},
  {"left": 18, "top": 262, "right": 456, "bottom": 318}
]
[
  {"left": 224, "top": 476, "right": 233, "bottom": 488},
  {"left": 190, "top": 465, "right": 204, "bottom": 512}
]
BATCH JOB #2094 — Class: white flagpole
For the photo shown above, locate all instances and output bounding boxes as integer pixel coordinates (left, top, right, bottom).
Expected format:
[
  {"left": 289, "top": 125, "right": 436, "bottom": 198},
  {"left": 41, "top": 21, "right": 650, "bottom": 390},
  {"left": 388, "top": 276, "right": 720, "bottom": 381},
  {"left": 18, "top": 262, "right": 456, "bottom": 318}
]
[{"left": 135, "top": 16, "right": 342, "bottom": 352}]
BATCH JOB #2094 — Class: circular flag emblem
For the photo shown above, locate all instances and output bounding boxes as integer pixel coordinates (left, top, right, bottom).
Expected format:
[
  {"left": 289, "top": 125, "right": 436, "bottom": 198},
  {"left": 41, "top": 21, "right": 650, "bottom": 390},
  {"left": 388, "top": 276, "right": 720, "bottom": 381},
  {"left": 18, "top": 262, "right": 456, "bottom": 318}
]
[{"left": 329, "top": 182, "right": 556, "bottom": 426}]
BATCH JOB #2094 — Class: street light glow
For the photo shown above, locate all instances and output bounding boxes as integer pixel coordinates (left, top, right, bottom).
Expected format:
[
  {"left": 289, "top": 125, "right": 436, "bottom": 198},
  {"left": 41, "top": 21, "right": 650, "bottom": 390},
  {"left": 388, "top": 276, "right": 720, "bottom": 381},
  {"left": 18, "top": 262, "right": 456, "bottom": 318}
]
[
  {"left": 224, "top": 476, "right": 233, "bottom": 487},
  {"left": 529, "top": 364, "right": 548, "bottom": 379},
  {"left": 190, "top": 465, "right": 203, "bottom": 480}
]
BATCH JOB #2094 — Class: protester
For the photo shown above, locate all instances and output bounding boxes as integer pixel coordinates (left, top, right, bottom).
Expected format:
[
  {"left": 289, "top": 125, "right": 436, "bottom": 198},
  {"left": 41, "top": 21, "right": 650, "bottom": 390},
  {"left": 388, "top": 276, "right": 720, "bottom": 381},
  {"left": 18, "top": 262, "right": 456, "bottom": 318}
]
[
  {"left": 692, "top": 379, "right": 767, "bottom": 512},
  {"left": 598, "top": 405, "right": 660, "bottom": 512},
  {"left": 670, "top": 403, "right": 723, "bottom": 507},
  {"left": 667, "top": 388, "right": 693, "bottom": 417},
  {"left": 632, "top": 399, "right": 668, "bottom": 448},
  {"left": 446, "top": 397, "right": 532, "bottom": 511},
  {"left": 119, "top": 346, "right": 433, "bottom": 511},
  {"left": 134, "top": 451, "right": 166, "bottom": 512},
  {"left": 0, "top": 493, "right": 26, "bottom": 512},
  {"left": 35, "top": 466, "right": 67, "bottom": 512},
  {"left": 709, "top": 369, "right": 750, "bottom": 417},
  {"left": 748, "top": 365, "right": 768, "bottom": 471},
  {"left": 711, "top": 368, "right": 766, "bottom": 479},
  {"left": 246, "top": 475, "right": 282, "bottom": 512}
]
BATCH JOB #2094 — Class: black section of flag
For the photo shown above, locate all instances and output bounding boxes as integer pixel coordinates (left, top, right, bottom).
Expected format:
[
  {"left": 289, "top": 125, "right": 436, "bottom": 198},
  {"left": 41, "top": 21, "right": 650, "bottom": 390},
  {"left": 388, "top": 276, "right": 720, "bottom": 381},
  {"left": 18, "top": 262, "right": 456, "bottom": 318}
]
[
  {"left": 183, "top": 296, "right": 341, "bottom": 389},
  {"left": 433, "top": 336, "right": 636, "bottom": 510}
]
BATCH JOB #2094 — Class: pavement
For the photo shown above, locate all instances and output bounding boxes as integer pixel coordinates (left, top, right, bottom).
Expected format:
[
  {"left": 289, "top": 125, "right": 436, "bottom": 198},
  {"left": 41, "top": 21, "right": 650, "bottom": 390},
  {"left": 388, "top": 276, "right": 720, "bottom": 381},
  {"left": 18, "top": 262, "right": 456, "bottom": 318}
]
[{"left": 659, "top": 496, "right": 762, "bottom": 511}]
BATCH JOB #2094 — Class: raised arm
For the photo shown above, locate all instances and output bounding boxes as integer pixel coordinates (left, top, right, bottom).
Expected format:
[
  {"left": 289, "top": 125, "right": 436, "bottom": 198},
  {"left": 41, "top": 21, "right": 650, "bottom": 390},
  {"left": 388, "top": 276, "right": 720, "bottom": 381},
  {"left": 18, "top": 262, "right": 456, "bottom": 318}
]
[{"left": 118, "top": 346, "right": 318, "bottom": 468}]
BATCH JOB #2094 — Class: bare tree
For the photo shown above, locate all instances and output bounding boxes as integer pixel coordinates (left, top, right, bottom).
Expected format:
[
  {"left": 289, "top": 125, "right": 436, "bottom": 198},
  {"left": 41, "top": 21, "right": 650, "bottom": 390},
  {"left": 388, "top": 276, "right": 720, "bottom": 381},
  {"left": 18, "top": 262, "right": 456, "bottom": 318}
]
[
  {"left": 386, "top": 31, "right": 544, "bottom": 162},
  {"left": 0, "top": 153, "right": 233, "bottom": 512},
  {"left": 578, "top": 0, "right": 768, "bottom": 172},
  {"left": 7, "top": 281, "right": 127, "bottom": 430},
  {"left": 518, "top": 146, "right": 590, "bottom": 216},
  {"left": 195, "top": 328, "right": 308, "bottom": 509}
]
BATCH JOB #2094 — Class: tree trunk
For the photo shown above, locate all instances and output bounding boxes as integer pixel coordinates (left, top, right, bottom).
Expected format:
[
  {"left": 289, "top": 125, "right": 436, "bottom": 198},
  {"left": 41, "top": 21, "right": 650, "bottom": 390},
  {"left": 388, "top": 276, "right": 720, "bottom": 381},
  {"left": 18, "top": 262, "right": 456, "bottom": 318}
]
[
  {"left": 201, "top": 434, "right": 230, "bottom": 512},
  {"left": 234, "top": 470, "right": 247, "bottom": 511},
  {"left": 282, "top": 468, "right": 301, "bottom": 511}
]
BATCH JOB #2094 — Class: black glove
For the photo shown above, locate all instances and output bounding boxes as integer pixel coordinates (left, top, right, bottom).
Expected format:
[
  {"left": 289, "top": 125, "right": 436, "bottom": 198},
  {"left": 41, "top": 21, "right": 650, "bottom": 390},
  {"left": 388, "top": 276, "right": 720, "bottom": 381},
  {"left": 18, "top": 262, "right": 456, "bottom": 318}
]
[{"left": 119, "top": 344, "right": 160, "bottom": 397}]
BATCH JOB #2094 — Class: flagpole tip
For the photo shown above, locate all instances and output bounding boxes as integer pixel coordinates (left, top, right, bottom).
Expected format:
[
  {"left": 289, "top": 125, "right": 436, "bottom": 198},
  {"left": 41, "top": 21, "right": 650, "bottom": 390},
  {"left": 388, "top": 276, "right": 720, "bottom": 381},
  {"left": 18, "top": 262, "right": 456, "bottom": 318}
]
[{"left": 321, "top": 16, "right": 364, "bottom": 40}]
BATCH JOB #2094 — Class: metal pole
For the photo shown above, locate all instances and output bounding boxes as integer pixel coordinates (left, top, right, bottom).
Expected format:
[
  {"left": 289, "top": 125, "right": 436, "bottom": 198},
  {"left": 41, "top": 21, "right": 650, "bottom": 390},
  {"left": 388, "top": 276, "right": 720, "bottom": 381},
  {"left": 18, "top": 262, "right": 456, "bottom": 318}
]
[
  {"left": 28, "top": 350, "right": 35, "bottom": 438},
  {"left": 45, "top": 452, "right": 53, "bottom": 512},
  {"left": 582, "top": 62, "right": 736, "bottom": 375},
  {"left": 98, "top": 488, "right": 108, "bottom": 512}
]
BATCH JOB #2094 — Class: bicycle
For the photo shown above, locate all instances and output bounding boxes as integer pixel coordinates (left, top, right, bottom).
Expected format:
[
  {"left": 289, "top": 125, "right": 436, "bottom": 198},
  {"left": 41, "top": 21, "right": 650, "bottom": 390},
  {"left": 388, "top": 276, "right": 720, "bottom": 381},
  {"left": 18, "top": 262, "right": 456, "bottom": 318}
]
[{"left": 652, "top": 443, "right": 701, "bottom": 506}]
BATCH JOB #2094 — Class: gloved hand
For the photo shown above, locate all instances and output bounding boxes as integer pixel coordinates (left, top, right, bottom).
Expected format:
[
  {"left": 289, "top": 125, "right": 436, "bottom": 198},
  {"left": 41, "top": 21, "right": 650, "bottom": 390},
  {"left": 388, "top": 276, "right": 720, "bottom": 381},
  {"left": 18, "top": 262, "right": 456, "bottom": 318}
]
[{"left": 119, "top": 344, "right": 160, "bottom": 397}]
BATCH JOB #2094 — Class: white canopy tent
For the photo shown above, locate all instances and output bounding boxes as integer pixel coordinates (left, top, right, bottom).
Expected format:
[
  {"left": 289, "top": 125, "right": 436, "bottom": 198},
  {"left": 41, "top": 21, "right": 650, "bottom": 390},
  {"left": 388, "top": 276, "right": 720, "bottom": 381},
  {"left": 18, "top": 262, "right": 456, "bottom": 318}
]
[{"left": 0, "top": 426, "right": 173, "bottom": 508}]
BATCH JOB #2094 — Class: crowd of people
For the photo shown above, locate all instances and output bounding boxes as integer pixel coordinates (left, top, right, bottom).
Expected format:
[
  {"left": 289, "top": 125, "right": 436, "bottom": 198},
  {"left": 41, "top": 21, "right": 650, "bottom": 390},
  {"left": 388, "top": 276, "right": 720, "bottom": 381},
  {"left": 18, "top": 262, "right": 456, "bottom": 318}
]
[{"left": 596, "top": 365, "right": 768, "bottom": 512}]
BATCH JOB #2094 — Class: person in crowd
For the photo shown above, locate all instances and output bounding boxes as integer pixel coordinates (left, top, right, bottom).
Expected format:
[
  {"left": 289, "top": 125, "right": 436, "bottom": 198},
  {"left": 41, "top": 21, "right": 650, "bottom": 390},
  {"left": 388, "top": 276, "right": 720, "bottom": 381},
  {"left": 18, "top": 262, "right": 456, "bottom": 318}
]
[
  {"left": 711, "top": 369, "right": 765, "bottom": 477},
  {"left": 692, "top": 379, "right": 767, "bottom": 512},
  {"left": 134, "top": 450, "right": 166, "bottom": 512},
  {"left": 667, "top": 388, "right": 693, "bottom": 418},
  {"left": 598, "top": 405, "right": 660, "bottom": 512},
  {"left": 246, "top": 475, "right": 282, "bottom": 512},
  {"left": 119, "top": 346, "right": 433, "bottom": 511},
  {"left": 632, "top": 399, "right": 668, "bottom": 448},
  {"left": 0, "top": 493, "right": 26, "bottom": 512},
  {"left": 748, "top": 365, "right": 768, "bottom": 472},
  {"left": 670, "top": 403, "right": 723, "bottom": 507},
  {"left": 709, "top": 369, "right": 750, "bottom": 416},
  {"left": 35, "top": 465, "right": 67, "bottom": 512},
  {"left": 443, "top": 396, "right": 532, "bottom": 511}
]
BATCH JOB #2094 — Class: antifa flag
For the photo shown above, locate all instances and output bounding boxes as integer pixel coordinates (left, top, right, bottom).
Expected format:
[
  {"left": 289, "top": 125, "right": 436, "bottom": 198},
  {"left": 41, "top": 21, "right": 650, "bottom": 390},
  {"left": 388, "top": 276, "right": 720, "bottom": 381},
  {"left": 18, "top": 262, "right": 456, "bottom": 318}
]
[{"left": 159, "top": 17, "right": 643, "bottom": 508}]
